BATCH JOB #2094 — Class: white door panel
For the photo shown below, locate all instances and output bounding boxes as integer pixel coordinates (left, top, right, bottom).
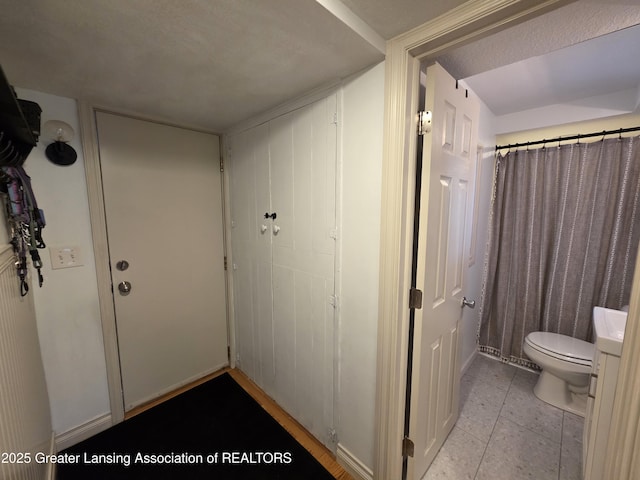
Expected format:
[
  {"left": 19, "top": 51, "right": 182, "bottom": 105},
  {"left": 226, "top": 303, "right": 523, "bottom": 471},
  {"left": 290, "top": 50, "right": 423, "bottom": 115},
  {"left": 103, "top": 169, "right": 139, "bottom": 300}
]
[
  {"left": 411, "top": 62, "right": 480, "bottom": 479},
  {"left": 229, "top": 94, "right": 337, "bottom": 449},
  {"left": 228, "top": 124, "right": 273, "bottom": 389},
  {"left": 269, "top": 97, "right": 336, "bottom": 445},
  {"left": 97, "top": 112, "right": 229, "bottom": 410}
]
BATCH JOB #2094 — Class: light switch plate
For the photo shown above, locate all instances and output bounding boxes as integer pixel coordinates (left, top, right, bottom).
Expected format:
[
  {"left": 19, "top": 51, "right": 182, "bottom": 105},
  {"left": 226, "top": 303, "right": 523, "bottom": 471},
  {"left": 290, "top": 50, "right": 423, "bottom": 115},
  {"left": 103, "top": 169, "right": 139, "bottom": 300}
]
[{"left": 50, "top": 246, "right": 83, "bottom": 269}]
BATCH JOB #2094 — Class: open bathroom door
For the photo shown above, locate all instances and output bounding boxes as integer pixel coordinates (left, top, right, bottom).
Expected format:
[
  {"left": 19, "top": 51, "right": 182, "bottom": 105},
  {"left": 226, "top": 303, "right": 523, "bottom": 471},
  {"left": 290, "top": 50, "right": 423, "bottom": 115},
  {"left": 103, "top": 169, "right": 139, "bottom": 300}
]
[{"left": 409, "top": 61, "right": 480, "bottom": 479}]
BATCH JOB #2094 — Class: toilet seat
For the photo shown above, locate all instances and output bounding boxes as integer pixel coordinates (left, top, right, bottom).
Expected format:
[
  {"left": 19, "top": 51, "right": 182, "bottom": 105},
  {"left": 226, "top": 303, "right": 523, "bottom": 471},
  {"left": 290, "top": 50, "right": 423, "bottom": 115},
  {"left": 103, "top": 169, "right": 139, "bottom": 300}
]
[{"left": 525, "top": 332, "right": 594, "bottom": 367}]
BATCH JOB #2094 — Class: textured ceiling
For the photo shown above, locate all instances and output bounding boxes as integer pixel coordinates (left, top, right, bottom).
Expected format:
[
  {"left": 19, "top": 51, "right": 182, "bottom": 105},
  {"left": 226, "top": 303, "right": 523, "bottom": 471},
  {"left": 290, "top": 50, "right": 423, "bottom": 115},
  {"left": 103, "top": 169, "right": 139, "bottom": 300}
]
[
  {"left": 0, "top": 0, "right": 385, "bottom": 132},
  {"left": 438, "top": 0, "right": 640, "bottom": 80},
  {"left": 339, "top": 0, "right": 468, "bottom": 39},
  {"left": 1, "top": 0, "right": 639, "bottom": 133},
  {"left": 461, "top": 24, "right": 640, "bottom": 115},
  {"left": 440, "top": 0, "right": 640, "bottom": 116}
]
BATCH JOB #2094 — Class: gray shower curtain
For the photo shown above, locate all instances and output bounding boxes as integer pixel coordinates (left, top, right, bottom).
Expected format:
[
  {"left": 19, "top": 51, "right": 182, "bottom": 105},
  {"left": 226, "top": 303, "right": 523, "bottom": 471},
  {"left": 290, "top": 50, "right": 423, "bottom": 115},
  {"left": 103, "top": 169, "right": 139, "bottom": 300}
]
[{"left": 478, "top": 135, "right": 640, "bottom": 366}]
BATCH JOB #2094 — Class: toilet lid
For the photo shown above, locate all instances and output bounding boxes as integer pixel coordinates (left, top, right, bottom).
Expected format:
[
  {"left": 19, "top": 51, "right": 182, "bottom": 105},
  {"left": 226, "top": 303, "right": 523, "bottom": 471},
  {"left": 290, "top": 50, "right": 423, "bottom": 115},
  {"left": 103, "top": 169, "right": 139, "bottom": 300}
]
[{"left": 526, "top": 332, "right": 595, "bottom": 365}]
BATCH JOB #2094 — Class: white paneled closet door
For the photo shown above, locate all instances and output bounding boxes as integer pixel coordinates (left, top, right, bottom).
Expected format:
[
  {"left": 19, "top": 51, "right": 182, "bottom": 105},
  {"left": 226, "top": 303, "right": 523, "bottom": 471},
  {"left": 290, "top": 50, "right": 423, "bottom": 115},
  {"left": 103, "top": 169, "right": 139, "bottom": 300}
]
[
  {"left": 228, "top": 122, "right": 274, "bottom": 392},
  {"left": 229, "top": 94, "right": 337, "bottom": 449}
]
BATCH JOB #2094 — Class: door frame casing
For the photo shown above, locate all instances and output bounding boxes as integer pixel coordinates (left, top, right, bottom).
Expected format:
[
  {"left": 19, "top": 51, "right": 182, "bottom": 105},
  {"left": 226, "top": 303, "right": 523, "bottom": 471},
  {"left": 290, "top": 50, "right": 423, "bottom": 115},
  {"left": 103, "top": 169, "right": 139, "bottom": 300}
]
[
  {"left": 78, "top": 102, "right": 229, "bottom": 426},
  {"left": 374, "top": 1, "right": 576, "bottom": 478}
]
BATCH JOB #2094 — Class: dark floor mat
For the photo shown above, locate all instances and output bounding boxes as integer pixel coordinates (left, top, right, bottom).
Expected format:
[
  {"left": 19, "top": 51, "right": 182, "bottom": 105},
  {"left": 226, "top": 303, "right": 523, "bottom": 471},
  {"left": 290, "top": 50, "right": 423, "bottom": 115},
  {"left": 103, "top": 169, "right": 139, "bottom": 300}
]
[{"left": 56, "top": 373, "right": 334, "bottom": 479}]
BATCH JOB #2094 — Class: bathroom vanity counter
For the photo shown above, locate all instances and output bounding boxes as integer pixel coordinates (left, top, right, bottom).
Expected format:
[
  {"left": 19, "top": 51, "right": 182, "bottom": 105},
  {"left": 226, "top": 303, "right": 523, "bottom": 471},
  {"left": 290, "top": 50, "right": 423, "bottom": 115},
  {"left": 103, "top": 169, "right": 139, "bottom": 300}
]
[
  {"left": 584, "top": 306, "right": 628, "bottom": 480},
  {"left": 593, "top": 306, "right": 627, "bottom": 356}
]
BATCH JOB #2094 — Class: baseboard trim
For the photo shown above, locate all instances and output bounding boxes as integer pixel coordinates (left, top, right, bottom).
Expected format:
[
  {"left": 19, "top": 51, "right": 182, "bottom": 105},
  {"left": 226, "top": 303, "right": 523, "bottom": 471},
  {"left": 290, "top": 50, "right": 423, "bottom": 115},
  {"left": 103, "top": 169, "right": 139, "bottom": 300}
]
[
  {"left": 336, "top": 443, "right": 373, "bottom": 480},
  {"left": 55, "top": 413, "right": 112, "bottom": 451},
  {"left": 461, "top": 350, "right": 478, "bottom": 375}
]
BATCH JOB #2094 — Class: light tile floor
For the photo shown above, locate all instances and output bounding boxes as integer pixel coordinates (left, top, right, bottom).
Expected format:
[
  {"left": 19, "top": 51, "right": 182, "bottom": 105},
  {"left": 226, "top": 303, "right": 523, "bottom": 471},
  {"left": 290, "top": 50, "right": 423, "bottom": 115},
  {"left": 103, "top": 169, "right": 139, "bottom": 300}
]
[{"left": 424, "top": 354, "right": 583, "bottom": 480}]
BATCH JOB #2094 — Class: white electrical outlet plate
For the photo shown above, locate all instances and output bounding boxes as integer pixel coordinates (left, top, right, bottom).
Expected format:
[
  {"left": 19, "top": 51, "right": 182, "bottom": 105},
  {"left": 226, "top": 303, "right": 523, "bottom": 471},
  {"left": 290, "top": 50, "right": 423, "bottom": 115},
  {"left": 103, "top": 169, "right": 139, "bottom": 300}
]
[{"left": 50, "top": 246, "right": 83, "bottom": 269}]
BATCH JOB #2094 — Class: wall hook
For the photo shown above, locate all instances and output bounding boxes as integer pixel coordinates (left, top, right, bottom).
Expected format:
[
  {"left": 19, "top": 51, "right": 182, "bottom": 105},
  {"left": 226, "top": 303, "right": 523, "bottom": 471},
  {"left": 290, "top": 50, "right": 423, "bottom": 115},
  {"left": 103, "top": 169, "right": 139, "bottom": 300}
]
[{"left": 264, "top": 212, "right": 277, "bottom": 220}]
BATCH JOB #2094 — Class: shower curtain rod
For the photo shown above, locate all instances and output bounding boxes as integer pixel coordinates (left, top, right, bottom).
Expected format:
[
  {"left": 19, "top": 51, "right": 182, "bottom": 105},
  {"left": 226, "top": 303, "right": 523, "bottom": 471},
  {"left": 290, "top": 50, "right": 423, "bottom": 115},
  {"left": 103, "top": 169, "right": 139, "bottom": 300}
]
[{"left": 495, "top": 125, "right": 640, "bottom": 151}]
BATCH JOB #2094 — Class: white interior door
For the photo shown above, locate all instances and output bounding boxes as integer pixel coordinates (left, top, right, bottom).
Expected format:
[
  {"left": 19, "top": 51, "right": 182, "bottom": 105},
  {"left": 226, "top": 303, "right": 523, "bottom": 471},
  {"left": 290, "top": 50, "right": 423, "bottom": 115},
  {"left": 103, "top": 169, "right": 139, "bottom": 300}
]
[
  {"left": 410, "top": 62, "right": 480, "bottom": 479},
  {"left": 228, "top": 123, "right": 274, "bottom": 391},
  {"left": 97, "top": 112, "right": 229, "bottom": 411},
  {"left": 269, "top": 97, "right": 337, "bottom": 444},
  {"left": 229, "top": 94, "right": 337, "bottom": 448}
]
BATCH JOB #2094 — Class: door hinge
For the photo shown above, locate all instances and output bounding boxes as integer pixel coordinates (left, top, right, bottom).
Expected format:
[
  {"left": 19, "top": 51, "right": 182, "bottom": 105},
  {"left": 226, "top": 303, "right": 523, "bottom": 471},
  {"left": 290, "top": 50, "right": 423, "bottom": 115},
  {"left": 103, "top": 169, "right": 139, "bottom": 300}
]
[
  {"left": 224, "top": 256, "right": 228, "bottom": 271},
  {"left": 219, "top": 155, "right": 224, "bottom": 172},
  {"left": 402, "top": 437, "right": 415, "bottom": 458},
  {"left": 409, "top": 288, "right": 423, "bottom": 309},
  {"left": 328, "top": 428, "right": 338, "bottom": 445},
  {"left": 417, "top": 110, "right": 432, "bottom": 136},
  {"left": 332, "top": 112, "right": 338, "bottom": 125},
  {"left": 329, "top": 295, "right": 339, "bottom": 309},
  {"left": 227, "top": 346, "right": 231, "bottom": 361}
]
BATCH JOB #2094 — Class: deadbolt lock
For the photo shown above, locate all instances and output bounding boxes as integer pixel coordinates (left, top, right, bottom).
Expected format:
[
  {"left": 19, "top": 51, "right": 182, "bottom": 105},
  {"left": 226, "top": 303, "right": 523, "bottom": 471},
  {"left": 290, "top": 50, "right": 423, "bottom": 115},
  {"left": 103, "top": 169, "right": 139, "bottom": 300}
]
[{"left": 116, "top": 260, "right": 130, "bottom": 271}]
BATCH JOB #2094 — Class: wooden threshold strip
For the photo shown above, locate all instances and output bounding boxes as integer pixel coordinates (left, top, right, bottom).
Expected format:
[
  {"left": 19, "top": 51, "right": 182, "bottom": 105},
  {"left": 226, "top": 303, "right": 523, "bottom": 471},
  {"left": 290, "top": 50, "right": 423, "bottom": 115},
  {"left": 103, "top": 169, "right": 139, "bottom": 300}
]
[
  {"left": 228, "top": 368, "right": 353, "bottom": 480},
  {"left": 124, "top": 367, "right": 352, "bottom": 480}
]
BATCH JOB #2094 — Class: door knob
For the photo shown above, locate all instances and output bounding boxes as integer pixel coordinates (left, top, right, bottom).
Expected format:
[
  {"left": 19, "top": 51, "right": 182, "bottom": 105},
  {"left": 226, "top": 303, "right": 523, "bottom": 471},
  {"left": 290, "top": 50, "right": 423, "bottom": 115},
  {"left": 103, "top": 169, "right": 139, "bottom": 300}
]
[
  {"left": 118, "top": 281, "right": 132, "bottom": 296},
  {"left": 462, "top": 297, "right": 475, "bottom": 308}
]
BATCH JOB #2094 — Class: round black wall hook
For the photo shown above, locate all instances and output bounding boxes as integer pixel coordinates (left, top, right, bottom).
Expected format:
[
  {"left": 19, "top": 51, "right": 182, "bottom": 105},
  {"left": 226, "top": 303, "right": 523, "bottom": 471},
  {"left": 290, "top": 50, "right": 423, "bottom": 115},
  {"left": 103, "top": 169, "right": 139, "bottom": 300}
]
[{"left": 264, "top": 212, "right": 277, "bottom": 220}]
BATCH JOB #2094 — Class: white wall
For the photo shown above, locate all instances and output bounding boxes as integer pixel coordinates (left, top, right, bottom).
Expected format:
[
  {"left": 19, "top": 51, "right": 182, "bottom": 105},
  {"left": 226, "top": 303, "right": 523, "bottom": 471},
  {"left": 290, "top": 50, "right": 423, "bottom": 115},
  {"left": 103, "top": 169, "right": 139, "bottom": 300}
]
[
  {"left": 493, "top": 88, "right": 639, "bottom": 134},
  {"left": 13, "top": 89, "right": 110, "bottom": 436},
  {"left": 337, "top": 61, "right": 384, "bottom": 473},
  {"left": 496, "top": 111, "right": 640, "bottom": 146}
]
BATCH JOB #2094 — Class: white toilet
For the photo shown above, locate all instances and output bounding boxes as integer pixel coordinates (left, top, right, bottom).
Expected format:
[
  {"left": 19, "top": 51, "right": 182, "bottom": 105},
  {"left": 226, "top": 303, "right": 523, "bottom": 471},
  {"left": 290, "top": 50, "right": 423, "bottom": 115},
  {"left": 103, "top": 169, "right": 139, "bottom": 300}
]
[{"left": 523, "top": 331, "right": 595, "bottom": 416}]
